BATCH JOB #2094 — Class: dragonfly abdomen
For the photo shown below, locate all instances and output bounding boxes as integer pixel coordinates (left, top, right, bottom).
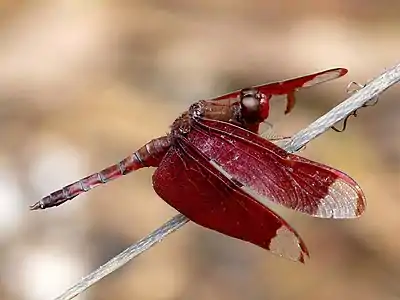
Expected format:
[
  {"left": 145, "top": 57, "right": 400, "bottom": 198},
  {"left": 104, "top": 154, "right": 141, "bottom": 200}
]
[{"left": 30, "top": 136, "right": 171, "bottom": 210}]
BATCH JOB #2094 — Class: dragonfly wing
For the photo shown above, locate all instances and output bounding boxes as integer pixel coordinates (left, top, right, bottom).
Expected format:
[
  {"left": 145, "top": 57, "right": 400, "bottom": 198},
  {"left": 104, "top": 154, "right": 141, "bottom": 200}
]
[
  {"left": 212, "top": 68, "right": 347, "bottom": 114},
  {"left": 254, "top": 68, "right": 348, "bottom": 95},
  {"left": 259, "top": 122, "right": 292, "bottom": 147},
  {"left": 152, "top": 140, "right": 309, "bottom": 262},
  {"left": 187, "top": 118, "right": 366, "bottom": 219}
]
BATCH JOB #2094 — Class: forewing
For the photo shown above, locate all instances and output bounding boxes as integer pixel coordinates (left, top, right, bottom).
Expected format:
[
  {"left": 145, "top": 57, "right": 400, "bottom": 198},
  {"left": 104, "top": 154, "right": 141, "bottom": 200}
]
[
  {"left": 254, "top": 68, "right": 348, "bottom": 95},
  {"left": 212, "top": 68, "right": 347, "bottom": 114},
  {"left": 188, "top": 118, "right": 366, "bottom": 218},
  {"left": 152, "top": 140, "right": 309, "bottom": 262}
]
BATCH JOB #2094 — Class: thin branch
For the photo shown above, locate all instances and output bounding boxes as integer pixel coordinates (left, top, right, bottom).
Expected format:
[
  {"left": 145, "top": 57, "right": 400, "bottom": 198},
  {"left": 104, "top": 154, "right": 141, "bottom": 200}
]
[
  {"left": 54, "top": 214, "right": 189, "bottom": 300},
  {"left": 54, "top": 63, "right": 400, "bottom": 300},
  {"left": 284, "top": 63, "right": 400, "bottom": 153}
]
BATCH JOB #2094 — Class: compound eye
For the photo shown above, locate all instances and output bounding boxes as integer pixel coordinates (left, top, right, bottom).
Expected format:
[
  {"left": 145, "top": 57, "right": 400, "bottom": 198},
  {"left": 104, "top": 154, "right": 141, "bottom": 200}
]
[
  {"left": 241, "top": 96, "right": 259, "bottom": 113},
  {"left": 240, "top": 88, "right": 257, "bottom": 98},
  {"left": 239, "top": 88, "right": 264, "bottom": 125}
]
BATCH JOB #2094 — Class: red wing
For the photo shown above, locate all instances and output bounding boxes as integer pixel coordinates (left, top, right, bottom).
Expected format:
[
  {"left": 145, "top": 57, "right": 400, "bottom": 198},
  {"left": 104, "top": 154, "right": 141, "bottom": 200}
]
[
  {"left": 187, "top": 118, "right": 365, "bottom": 218},
  {"left": 213, "top": 68, "right": 348, "bottom": 114},
  {"left": 152, "top": 139, "right": 309, "bottom": 262}
]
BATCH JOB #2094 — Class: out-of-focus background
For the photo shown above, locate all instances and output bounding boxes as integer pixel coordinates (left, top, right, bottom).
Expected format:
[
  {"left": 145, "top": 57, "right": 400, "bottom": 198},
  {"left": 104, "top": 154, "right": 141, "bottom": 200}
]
[{"left": 0, "top": 1, "right": 399, "bottom": 300}]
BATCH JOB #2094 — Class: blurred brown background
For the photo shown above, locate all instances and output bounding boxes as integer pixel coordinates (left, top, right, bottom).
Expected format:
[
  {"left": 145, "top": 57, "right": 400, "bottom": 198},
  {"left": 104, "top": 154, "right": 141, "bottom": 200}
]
[{"left": 0, "top": 1, "right": 399, "bottom": 300}]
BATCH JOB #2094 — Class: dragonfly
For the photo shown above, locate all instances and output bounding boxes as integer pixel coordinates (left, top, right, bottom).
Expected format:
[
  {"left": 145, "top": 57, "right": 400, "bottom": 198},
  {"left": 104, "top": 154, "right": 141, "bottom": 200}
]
[{"left": 30, "top": 68, "right": 366, "bottom": 263}]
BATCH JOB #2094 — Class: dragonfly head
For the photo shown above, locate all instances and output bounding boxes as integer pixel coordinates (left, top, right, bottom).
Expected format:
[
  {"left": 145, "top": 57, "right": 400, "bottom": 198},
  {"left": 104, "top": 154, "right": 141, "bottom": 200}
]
[{"left": 240, "top": 88, "right": 271, "bottom": 125}]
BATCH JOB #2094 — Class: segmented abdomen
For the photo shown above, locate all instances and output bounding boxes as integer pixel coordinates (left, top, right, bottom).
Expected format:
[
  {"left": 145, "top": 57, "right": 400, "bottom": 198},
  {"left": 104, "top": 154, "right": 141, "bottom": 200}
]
[{"left": 30, "top": 136, "right": 171, "bottom": 210}]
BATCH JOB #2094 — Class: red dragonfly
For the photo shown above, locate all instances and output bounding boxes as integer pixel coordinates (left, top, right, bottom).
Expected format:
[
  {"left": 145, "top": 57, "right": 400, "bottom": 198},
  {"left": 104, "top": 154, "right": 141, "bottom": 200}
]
[{"left": 31, "top": 68, "right": 365, "bottom": 263}]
